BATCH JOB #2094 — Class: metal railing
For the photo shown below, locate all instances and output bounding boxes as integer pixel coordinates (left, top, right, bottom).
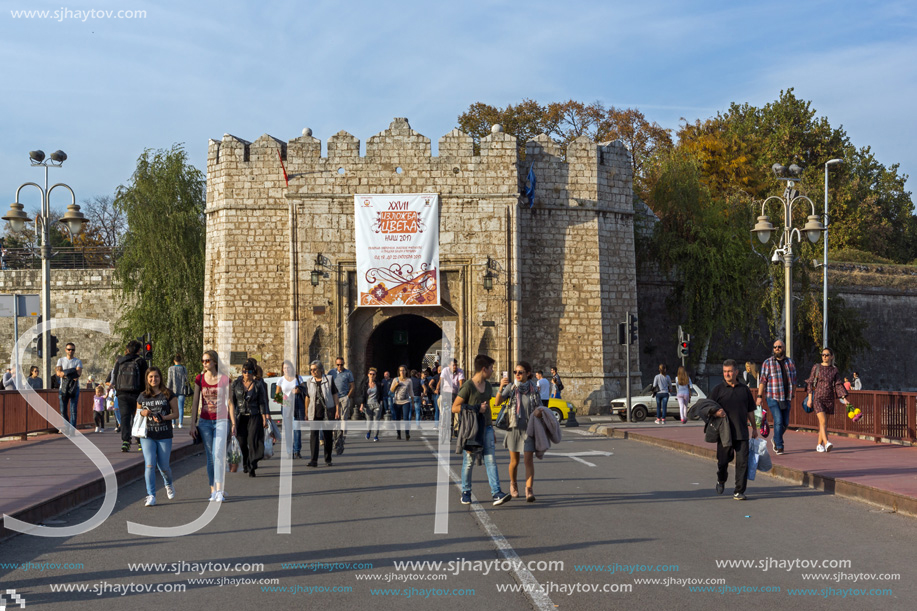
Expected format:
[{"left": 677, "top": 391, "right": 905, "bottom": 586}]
[
  {"left": 0, "top": 390, "right": 95, "bottom": 438},
  {"left": 1, "top": 246, "right": 119, "bottom": 270},
  {"left": 787, "top": 390, "right": 916, "bottom": 443}
]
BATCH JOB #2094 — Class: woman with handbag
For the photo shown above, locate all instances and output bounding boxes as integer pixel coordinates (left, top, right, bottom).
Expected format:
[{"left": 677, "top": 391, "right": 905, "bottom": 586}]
[
  {"left": 137, "top": 367, "right": 178, "bottom": 507},
  {"left": 806, "top": 347, "right": 850, "bottom": 453},
  {"left": 166, "top": 353, "right": 190, "bottom": 429},
  {"left": 497, "top": 361, "right": 543, "bottom": 502},
  {"left": 231, "top": 358, "right": 269, "bottom": 477},
  {"left": 190, "top": 350, "right": 235, "bottom": 502}
]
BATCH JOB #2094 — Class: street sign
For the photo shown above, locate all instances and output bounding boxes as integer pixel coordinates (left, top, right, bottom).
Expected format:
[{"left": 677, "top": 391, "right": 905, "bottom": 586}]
[{"left": 0, "top": 294, "right": 40, "bottom": 317}]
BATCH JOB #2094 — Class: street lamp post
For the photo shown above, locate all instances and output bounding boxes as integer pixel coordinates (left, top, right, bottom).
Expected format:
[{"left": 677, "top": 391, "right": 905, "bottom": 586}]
[
  {"left": 3, "top": 150, "right": 87, "bottom": 386},
  {"left": 823, "top": 158, "right": 843, "bottom": 349},
  {"left": 752, "top": 164, "right": 825, "bottom": 360}
]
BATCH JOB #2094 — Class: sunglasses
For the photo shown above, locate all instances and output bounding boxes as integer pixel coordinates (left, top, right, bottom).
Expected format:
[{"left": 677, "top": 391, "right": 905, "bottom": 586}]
[
  {"left": 514, "top": 370, "right": 526, "bottom": 375},
  {"left": 368, "top": 372, "right": 376, "bottom": 375},
  {"left": 773, "top": 346, "right": 784, "bottom": 350},
  {"left": 202, "top": 359, "right": 212, "bottom": 363},
  {"left": 242, "top": 369, "right": 254, "bottom": 374},
  {"left": 821, "top": 353, "right": 831, "bottom": 357}
]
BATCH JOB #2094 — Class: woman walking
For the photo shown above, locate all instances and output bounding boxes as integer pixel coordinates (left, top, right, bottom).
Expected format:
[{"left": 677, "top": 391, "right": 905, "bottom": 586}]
[
  {"left": 231, "top": 358, "right": 269, "bottom": 477},
  {"left": 390, "top": 366, "right": 414, "bottom": 440},
  {"left": 302, "top": 360, "right": 339, "bottom": 467},
  {"left": 190, "top": 350, "right": 235, "bottom": 502},
  {"left": 166, "top": 353, "right": 189, "bottom": 429},
  {"left": 359, "top": 367, "right": 384, "bottom": 442},
  {"left": 806, "top": 347, "right": 850, "bottom": 453},
  {"left": 278, "top": 360, "right": 305, "bottom": 458},
  {"left": 653, "top": 364, "right": 672, "bottom": 424},
  {"left": 675, "top": 366, "right": 693, "bottom": 424},
  {"left": 137, "top": 367, "right": 178, "bottom": 507},
  {"left": 497, "top": 361, "right": 543, "bottom": 502}
]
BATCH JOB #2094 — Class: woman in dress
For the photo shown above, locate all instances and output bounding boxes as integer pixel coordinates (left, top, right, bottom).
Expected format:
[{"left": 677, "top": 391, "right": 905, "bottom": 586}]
[
  {"left": 806, "top": 347, "right": 850, "bottom": 453},
  {"left": 137, "top": 367, "right": 178, "bottom": 507},
  {"left": 497, "top": 361, "right": 543, "bottom": 502},
  {"left": 231, "top": 358, "right": 269, "bottom": 477},
  {"left": 653, "top": 364, "right": 672, "bottom": 424},
  {"left": 277, "top": 360, "right": 305, "bottom": 458},
  {"left": 359, "top": 367, "right": 384, "bottom": 442},
  {"left": 675, "top": 366, "right": 693, "bottom": 424},
  {"left": 166, "top": 353, "right": 189, "bottom": 429},
  {"left": 390, "top": 366, "right": 414, "bottom": 440},
  {"left": 190, "top": 350, "right": 235, "bottom": 502}
]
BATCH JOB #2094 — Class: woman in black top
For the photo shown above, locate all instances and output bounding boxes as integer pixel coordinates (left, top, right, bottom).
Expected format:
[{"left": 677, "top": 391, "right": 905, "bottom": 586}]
[
  {"left": 231, "top": 358, "right": 269, "bottom": 476},
  {"left": 137, "top": 367, "right": 178, "bottom": 507}
]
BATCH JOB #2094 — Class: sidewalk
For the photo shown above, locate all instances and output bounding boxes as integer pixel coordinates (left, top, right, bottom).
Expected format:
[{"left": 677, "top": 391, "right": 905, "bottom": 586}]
[
  {"left": 0, "top": 426, "right": 198, "bottom": 541},
  {"left": 590, "top": 420, "right": 917, "bottom": 517}
]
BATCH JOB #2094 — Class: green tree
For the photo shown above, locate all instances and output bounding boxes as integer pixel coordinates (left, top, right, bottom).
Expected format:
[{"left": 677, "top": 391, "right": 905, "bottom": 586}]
[{"left": 112, "top": 144, "right": 205, "bottom": 371}]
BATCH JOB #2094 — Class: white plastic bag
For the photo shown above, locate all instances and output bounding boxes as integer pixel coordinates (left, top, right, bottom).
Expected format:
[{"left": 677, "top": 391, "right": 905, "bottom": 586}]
[
  {"left": 747, "top": 437, "right": 770, "bottom": 480},
  {"left": 263, "top": 425, "right": 274, "bottom": 459},
  {"left": 227, "top": 437, "right": 242, "bottom": 464},
  {"left": 131, "top": 409, "right": 147, "bottom": 438},
  {"left": 756, "top": 438, "right": 773, "bottom": 472}
]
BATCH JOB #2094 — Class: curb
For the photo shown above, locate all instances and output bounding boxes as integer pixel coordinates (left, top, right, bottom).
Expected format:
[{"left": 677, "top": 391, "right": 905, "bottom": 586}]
[
  {"left": 590, "top": 424, "right": 917, "bottom": 518},
  {"left": 0, "top": 441, "right": 202, "bottom": 542}
]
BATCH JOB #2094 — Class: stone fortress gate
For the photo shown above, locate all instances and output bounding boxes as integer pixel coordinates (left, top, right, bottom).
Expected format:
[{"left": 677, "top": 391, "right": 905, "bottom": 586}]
[{"left": 204, "top": 118, "right": 640, "bottom": 413}]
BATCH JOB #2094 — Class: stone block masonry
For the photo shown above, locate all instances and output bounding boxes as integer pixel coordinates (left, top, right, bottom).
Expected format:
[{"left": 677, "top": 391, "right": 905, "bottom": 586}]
[{"left": 204, "top": 118, "right": 641, "bottom": 413}]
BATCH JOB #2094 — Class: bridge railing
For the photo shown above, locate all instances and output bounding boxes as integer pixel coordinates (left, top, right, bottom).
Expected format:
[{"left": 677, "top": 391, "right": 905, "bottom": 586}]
[
  {"left": 787, "top": 390, "right": 916, "bottom": 443},
  {"left": 0, "top": 390, "right": 95, "bottom": 439},
  {"left": 1, "top": 246, "right": 119, "bottom": 270}
]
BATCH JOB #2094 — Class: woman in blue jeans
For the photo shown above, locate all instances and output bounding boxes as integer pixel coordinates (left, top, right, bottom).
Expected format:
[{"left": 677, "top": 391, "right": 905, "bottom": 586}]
[
  {"left": 653, "top": 364, "right": 672, "bottom": 424},
  {"left": 190, "top": 350, "right": 234, "bottom": 502},
  {"left": 390, "top": 366, "right": 414, "bottom": 440},
  {"left": 137, "top": 367, "right": 178, "bottom": 507}
]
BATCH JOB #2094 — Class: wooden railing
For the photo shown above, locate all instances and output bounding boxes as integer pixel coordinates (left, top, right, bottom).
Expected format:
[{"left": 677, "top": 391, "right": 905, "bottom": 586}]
[
  {"left": 0, "top": 390, "right": 95, "bottom": 438},
  {"left": 787, "top": 390, "right": 916, "bottom": 443}
]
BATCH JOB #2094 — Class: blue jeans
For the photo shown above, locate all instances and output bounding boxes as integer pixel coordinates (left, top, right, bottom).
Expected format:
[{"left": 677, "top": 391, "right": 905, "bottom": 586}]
[
  {"left": 397, "top": 403, "right": 412, "bottom": 434},
  {"left": 461, "top": 425, "right": 501, "bottom": 496},
  {"left": 176, "top": 395, "right": 185, "bottom": 427},
  {"left": 140, "top": 437, "right": 173, "bottom": 497},
  {"left": 655, "top": 393, "right": 669, "bottom": 420},
  {"left": 768, "top": 398, "right": 791, "bottom": 450},
  {"left": 197, "top": 419, "right": 228, "bottom": 488},
  {"left": 113, "top": 398, "right": 121, "bottom": 425},
  {"left": 412, "top": 396, "right": 423, "bottom": 422},
  {"left": 385, "top": 396, "right": 397, "bottom": 419},
  {"left": 59, "top": 389, "right": 79, "bottom": 428},
  {"left": 433, "top": 394, "right": 441, "bottom": 422},
  {"left": 365, "top": 402, "right": 383, "bottom": 437}
]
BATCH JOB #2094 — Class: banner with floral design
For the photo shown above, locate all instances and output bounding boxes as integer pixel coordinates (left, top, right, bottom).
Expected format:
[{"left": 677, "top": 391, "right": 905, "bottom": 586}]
[{"left": 354, "top": 193, "right": 440, "bottom": 307}]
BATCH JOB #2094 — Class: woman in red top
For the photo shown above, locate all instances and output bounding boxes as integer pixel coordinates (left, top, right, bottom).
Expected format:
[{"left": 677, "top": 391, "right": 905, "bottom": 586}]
[
  {"left": 806, "top": 347, "right": 850, "bottom": 453},
  {"left": 190, "top": 350, "right": 235, "bottom": 502}
]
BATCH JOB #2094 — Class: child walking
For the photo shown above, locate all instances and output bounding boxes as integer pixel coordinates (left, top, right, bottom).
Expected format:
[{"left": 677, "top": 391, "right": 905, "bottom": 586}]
[{"left": 93, "top": 385, "right": 106, "bottom": 432}]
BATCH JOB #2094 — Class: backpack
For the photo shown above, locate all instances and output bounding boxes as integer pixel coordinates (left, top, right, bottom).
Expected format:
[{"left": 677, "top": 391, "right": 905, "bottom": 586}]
[{"left": 116, "top": 356, "right": 144, "bottom": 393}]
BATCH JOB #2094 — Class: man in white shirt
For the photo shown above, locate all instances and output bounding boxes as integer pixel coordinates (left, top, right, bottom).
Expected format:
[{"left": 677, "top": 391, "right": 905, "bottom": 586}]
[
  {"left": 853, "top": 372, "right": 862, "bottom": 391},
  {"left": 436, "top": 359, "right": 465, "bottom": 433},
  {"left": 535, "top": 370, "right": 551, "bottom": 406},
  {"left": 56, "top": 342, "right": 83, "bottom": 429}
]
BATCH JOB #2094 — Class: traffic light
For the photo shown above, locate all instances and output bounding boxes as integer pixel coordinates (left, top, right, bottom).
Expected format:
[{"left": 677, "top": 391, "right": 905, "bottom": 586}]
[
  {"left": 144, "top": 341, "right": 153, "bottom": 360},
  {"left": 628, "top": 313, "right": 638, "bottom": 344},
  {"left": 678, "top": 341, "right": 691, "bottom": 358},
  {"left": 49, "top": 335, "right": 60, "bottom": 358},
  {"left": 617, "top": 322, "right": 627, "bottom": 345}
]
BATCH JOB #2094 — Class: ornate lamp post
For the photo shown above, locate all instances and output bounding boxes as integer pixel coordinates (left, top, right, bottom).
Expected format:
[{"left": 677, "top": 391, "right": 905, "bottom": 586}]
[
  {"left": 3, "top": 150, "right": 87, "bottom": 384},
  {"left": 751, "top": 163, "right": 825, "bottom": 360}
]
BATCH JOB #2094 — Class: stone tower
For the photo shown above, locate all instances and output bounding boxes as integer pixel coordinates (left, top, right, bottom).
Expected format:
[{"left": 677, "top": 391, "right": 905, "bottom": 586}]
[{"left": 204, "top": 118, "right": 638, "bottom": 413}]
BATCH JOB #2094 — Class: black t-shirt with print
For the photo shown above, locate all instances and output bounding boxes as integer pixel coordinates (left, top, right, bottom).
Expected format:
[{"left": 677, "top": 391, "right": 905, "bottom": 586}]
[{"left": 138, "top": 391, "right": 173, "bottom": 440}]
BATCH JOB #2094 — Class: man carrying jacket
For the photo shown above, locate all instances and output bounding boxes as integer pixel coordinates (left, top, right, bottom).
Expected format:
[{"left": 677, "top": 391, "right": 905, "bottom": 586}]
[{"left": 709, "top": 359, "right": 758, "bottom": 500}]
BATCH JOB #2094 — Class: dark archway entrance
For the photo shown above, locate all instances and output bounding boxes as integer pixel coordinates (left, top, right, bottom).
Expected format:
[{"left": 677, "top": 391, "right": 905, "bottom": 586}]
[{"left": 366, "top": 315, "right": 441, "bottom": 375}]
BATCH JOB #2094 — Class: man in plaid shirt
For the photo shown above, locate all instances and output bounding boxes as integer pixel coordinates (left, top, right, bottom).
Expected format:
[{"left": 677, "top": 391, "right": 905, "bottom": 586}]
[{"left": 755, "top": 339, "right": 796, "bottom": 455}]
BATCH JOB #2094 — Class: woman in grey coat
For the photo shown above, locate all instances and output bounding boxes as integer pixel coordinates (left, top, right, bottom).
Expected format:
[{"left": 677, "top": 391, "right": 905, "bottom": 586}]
[
  {"left": 497, "top": 361, "right": 543, "bottom": 502},
  {"left": 166, "top": 354, "right": 189, "bottom": 429}
]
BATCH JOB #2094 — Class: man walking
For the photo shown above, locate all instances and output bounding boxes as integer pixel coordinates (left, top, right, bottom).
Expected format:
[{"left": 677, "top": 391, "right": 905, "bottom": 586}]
[
  {"left": 56, "top": 343, "right": 83, "bottom": 430},
  {"left": 756, "top": 339, "right": 796, "bottom": 455},
  {"left": 330, "top": 357, "right": 354, "bottom": 455},
  {"left": 436, "top": 359, "right": 465, "bottom": 436},
  {"left": 710, "top": 359, "right": 758, "bottom": 500},
  {"left": 550, "top": 366, "right": 563, "bottom": 399},
  {"left": 535, "top": 370, "right": 550, "bottom": 407},
  {"left": 111, "top": 340, "right": 147, "bottom": 452}
]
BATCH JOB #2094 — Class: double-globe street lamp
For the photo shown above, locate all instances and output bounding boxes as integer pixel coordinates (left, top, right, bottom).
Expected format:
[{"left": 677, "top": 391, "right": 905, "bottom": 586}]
[
  {"left": 752, "top": 163, "right": 825, "bottom": 360},
  {"left": 3, "top": 150, "right": 88, "bottom": 385}
]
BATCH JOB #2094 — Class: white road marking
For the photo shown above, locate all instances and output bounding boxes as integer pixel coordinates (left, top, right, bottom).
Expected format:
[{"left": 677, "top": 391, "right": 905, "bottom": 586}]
[
  {"left": 547, "top": 450, "right": 614, "bottom": 467},
  {"left": 423, "top": 438, "right": 556, "bottom": 611}
]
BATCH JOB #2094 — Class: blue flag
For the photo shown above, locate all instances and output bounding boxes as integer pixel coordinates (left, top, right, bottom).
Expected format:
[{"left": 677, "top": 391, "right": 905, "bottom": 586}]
[{"left": 522, "top": 162, "right": 536, "bottom": 208}]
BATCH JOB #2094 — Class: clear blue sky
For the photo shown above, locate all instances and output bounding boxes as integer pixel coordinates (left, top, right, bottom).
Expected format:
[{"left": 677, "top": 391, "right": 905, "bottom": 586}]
[{"left": 1, "top": 0, "right": 914, "bottom": 212}]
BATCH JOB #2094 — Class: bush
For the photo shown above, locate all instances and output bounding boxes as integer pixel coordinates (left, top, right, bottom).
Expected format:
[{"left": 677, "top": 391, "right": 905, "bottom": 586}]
[{"left": 829, "top": 248, "right": 895, "bottom": 265}]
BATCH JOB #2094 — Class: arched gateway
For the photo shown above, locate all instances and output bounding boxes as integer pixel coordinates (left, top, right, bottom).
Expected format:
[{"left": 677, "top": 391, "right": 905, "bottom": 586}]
[{"left": 203, "top": 118, "right": 640, "bottom": 413}]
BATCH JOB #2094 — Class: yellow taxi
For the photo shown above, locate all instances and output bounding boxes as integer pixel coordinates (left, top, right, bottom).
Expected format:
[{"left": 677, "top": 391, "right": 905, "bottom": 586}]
[{"left": 488, "top": 395, "right": 574, "bottom": 423}]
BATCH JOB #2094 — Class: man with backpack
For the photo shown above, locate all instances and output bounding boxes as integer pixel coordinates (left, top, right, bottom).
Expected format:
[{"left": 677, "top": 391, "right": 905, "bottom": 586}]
[{"left": 111, "top": 340, "right": 148, "bottom": 452}]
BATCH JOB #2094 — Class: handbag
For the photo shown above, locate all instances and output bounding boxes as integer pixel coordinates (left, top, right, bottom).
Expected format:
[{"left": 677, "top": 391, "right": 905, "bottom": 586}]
[
  {"left": 131, "top": 409, "right": 148, "bottom": 438},
  {"left": 494, "top": 402, "right": 512, "bottom": 431}
]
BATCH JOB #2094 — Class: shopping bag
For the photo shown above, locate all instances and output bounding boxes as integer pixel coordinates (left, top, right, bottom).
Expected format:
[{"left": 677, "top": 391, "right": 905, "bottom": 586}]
[
  {"left": 131, "top": 409, "right": 147, "bottom": 438},
  {"left": 227, "top": 437, "right": 242, "bottom": 465},
  {"left": 263, "top": 426, "right": 274, "bottom": 459}
]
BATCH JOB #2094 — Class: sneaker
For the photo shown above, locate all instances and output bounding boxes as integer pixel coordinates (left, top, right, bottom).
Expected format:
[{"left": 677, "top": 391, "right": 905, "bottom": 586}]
[
  {"left": 144, "top": 495, "right": 156, "bottom": 507},
  {"left": 373, "top": 436, "right": 379, "bottom": 442},
  {"left": 306, "top": 461, "right": 318, "bottom": 468},
  {"left": 213, "top": 491, "right": 225, "bottom": 502},
  {"left": 716, "top": 482, "right": 725, "bottom": 495},
  {"left": 208, "top": 491, "right": 216, "bottom": 501},
  {"left": 775, "top": 447, "right": 784, "bottom": 455},
  {"left": 824, "top": 442, "right": 834, "bottom": 452},
  {"left": 121, "top": 442, "right": 130, "bottom": 453},
  {"left": 492, "top": 491, "right": 511, "bottom": 506},
  {"left": 366, "top": 432, "right": 371, "bottom": 440},
  {"left": 460, "top": 491, "right": 471, "bottom": 505},
  {"left": 325, "top": 461, "right": 333, "bottom": 467},
  {"left": 115, "top": 426, "right": 121, "bottom": 433},
  {"left": 177, "top": 423, "right": 182, "bottom": 429},
  {"left": 733, "top": 493, "right": 747, "bottom": 501},
  {"left": 165, "top": 484, "right": 175, "bottom": 500},
  {"left": 293, "top": 452, "right": 302, "bottom": 459},
  {"left": 816, "top": 444, "right": 826, "bottom": 452}
]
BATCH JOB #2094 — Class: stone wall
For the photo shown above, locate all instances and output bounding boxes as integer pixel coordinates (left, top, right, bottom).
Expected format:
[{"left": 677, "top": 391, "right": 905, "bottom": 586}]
[
  {"left": 0, "top": 269, "right": 120, "bottom": 385},
  {"left": 204, "top": 119, "right": 641, "bottom": 412}
]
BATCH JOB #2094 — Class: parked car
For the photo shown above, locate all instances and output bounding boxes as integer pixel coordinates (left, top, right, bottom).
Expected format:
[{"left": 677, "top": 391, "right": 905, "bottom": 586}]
[
  {"left": 610, "top": 384, "right": 706, "bottom": 422},
  {"left": 488, "top": 395, "right": 574, "bottom": 423}
]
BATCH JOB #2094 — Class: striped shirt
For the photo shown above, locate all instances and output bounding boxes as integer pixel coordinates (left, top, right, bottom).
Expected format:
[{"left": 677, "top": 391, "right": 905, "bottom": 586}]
[{"left": 757, "top": 356, "right": 796, "bottom": 401}]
